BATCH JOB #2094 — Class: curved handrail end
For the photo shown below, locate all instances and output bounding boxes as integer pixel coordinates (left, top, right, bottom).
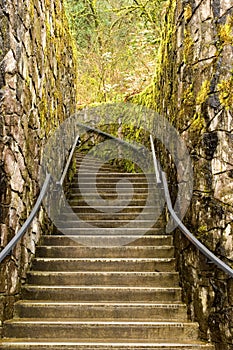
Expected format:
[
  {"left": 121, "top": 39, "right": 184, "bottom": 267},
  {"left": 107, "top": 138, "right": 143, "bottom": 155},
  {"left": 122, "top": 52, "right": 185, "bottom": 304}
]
[
  {"left": 0, "top": 173, "right": 51, "bottom": 263},
  {"left": 161, "top": 171, "right": 233, "bottom": 279}
]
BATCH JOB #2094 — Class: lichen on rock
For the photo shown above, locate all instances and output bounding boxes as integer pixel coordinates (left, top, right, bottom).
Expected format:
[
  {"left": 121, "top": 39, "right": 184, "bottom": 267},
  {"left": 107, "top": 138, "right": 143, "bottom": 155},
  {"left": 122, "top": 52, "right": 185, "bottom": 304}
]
[
  {"left": 0, "top": 0, "right": 77, "bottom": 334},
  {"left": 131, "top": 0, "right": 233, "bottom": 348}
]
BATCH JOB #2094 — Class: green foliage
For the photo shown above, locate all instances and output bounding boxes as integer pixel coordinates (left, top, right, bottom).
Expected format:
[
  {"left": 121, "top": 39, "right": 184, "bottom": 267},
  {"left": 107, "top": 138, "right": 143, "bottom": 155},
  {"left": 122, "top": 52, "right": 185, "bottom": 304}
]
[
  {"left": 64, "top": 0, "right": 167, "bottom": 105},
  {"left": 130, "top": 0, "right": 176, "bottom": 112}
]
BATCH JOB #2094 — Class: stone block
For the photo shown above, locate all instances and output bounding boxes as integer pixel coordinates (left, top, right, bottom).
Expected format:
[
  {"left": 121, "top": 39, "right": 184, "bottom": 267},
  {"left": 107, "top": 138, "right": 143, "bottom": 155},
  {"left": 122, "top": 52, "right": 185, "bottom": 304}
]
[{"left": 0, "top": 0, "right": 77, "bottom": 334}]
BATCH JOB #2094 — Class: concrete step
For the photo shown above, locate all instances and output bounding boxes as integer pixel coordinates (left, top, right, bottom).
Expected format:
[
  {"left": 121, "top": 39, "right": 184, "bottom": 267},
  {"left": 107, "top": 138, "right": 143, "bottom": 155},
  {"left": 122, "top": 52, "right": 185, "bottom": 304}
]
[
  {"left": 77, "top": 167, "right": 124, "bottom": 173},
  {"left": 35, "top": 246, "right": 174, "bottom": 258},
  {"left": 77, "top": 155, "right": 120, "bottom": 162},
  {"left": 58, "top": 212, "right": 160, "bottom": 221},
  {"left": 76, "top": 161, "right": 122, "bottom": 173},
  {"left": 1, "top": 154, "right": 214, "bottom": 350},
  {"left": 31, "top": 257, "right": 176, "bottom": 272},
  {"left": 0, "top": 340, "right": 216, "bottom": 349},
  {"left": 44, "top": 235, "right": 167, "bottom": 247},
  {"left": 4, "top": 320, "right": 199, "bottom": 341},
  {"left": 26, "top": 272, "right": 179, "bottom": 287},
  {"left": 72, "top": 176, "right": 156, "bottom": 184},
  {"left": 65, "top": 205, "right": 161, "bottom": 214},
  {"left": 14, "top": 301, "right": 187, "bottom": 321},
  {"left": 57, "top": 220, "right": 162, "bottom": 229},
  {"left": 76, "top": 159, "right": 122, "bottom": 170},
  {"left": 21, "top": 286, "right": 182, "bottom": 302},
  {"left": 69, "top": 187, "right": 150, "bottom": 194},
  {"left": 76, "top": 164, "right": 122, "bottom": 172},
  {"left": 70, "top": 190, "right": 153, "bottom": 200},
  {"left": 68, "top": 199, "right": 156, "bottom": 207},
  {"left": 70, "top": 182, "right": 151, "bottom": 188},
  {"left": 76, "top": 155, "right": 112, "bottom": 160},
  {"left": 40, "top": 235, "right": 173, "bottom": 247},
  {"left": 69, "top": 193, "right": 151, "bottom": 200},
  {"left": 73, "top": 173, "right": 154, "bottom": 178},
  {"left": 55, "top": 228, "right": 165, "bottom": 235},
  {"left": 76, "top": 154, "right": 110, "bottom": 160},
  {"left": 76, "top": 157, "right": 120, "bottom": 164}
]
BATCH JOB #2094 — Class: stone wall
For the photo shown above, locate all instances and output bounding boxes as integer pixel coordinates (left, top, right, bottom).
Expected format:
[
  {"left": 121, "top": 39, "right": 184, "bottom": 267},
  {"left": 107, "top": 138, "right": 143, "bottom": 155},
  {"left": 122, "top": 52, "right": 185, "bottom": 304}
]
[
  {"left": 172, "top": 2, "right": 233, "bottom": 347},
  {"left": 132, "top": 0, "right": 233, "bottom": 349},
  {"left": 0, "top": 0, "right": 77, "bottom": 335}
]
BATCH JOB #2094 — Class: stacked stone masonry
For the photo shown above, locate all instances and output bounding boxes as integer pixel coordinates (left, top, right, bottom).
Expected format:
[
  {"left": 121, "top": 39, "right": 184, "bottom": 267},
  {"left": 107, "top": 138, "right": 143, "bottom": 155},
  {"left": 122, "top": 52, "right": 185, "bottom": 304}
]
[
  {"left": 174, "top": 2, "right": 233, "bottom": 348},
  {"left": 132, "top": 0, "right": 233, "bottom": 349},
  {"left": 0, "top": 0, "right": 77, "bottom": 336}
]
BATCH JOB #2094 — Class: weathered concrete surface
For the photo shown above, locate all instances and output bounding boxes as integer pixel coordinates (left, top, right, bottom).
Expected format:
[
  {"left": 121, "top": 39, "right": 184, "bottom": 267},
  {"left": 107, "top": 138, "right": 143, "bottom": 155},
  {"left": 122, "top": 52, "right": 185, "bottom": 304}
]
[{"left": 0, "top": 0, "right": 77, "bottom": 336}]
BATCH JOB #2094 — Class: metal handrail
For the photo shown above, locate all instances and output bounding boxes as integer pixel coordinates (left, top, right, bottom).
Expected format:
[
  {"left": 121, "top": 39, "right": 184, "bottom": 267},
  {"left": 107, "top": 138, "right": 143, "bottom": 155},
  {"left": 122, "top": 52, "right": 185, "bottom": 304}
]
[
  {"left": 0, "top": 173, "right": 51, "bottom": 263},
  {"left": 57, "top": 134, "right": 81, "bottom": 186},
  {"left": 0, "top": 132, "right": 81, "bottom": 264},
  {"left": 77, "top": 122, "right": 140, "bottom": 151},
  {"left": 149, "top": 135, "right": 161, "bottom": 184},
  {"left": 150, "top": 135, "right": 233, "bottom": 278},
  {"left": 4, "top": 122, "right": 230, "bottom": 278},
  {"left": 161, "top": 172, "right": 233, "bottom": 278}
]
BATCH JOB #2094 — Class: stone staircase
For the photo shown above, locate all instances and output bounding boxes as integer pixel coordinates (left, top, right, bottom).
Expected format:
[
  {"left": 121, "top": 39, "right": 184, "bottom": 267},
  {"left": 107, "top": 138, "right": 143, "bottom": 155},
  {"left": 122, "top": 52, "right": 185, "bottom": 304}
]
[{"left": 1, "top": 154, "right": 214, "bottom": 349}]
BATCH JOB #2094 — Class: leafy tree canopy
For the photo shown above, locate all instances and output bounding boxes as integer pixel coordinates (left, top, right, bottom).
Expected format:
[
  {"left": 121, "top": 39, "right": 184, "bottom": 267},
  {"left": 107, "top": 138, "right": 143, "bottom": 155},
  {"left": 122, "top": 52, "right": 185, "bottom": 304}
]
[{"left": 65, "top": 0, "right": 166, "bottom": 105}]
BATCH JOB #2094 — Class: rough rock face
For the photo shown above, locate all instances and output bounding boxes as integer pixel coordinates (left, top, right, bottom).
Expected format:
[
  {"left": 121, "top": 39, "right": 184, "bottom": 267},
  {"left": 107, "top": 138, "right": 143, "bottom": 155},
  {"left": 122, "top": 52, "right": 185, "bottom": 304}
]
[
  {"left": 169, "top": 2, "right": 233, "bottom": 348},
  {"left": 133, "top": 0, "right": 233, "bottom": 349},
  {"left": 0, "top": 0, "right": 77, "bottom": 335}
]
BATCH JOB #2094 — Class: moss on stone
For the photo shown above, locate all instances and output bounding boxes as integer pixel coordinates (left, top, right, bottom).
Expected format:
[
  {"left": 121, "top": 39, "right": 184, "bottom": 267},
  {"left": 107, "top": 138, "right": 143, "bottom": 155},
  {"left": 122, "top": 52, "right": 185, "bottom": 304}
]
[
  {"left": 29, "top": 0, "right": 35, "bottom": 21},
  {"left": 197, "top": 224, "right": 208, "bottom": 239},
  {"left": 182, "top": 83, "right": 194, "bottom": 106},
  {"left": 189, "top": 113, "right": 206, "bottom": 133},
  {"left": 130, "top": 83, "right": 157, "bottom": 109},
  {"left": 218, "top": 75, "right": 233, "bottom": 109},
  {"left": 183, "top": 29, "right": 194, "bottom": 64},
  {"left": 38, "top": 87, "right": 49, "bottom": 137},
  {"left": 125, "top": 1, "right": 233, "bottom": 348},
  {"left": 196, "top": 80, "right": 210, "bottom": 105},
  {"left": 218, "top": 18, "right": 233, "bottom": 46},
  {"left": 184, "top": 4, "right": 192, "bottom": 23},
  {"left": 130, "top": 0, "right": 177, "bottom": 114}
]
